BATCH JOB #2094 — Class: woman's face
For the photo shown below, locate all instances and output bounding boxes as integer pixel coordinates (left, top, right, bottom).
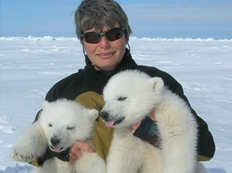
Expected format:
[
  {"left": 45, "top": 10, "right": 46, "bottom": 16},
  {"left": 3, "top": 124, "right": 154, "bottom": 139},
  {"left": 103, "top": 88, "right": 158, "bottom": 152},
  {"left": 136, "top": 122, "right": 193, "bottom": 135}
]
[{"left": 83, "top": 27, "right": 127, "bottom": 71}]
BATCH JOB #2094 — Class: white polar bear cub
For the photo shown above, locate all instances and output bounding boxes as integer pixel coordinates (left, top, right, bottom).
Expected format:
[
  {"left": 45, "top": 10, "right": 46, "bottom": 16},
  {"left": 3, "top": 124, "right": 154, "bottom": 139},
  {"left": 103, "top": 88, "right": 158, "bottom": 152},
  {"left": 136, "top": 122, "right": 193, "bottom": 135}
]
[
  {"left": 10, "top": 99, "right": 105, "bottom": 173},
  {"left": 100, "top": 70, "right": 208, "bottom": 173}
]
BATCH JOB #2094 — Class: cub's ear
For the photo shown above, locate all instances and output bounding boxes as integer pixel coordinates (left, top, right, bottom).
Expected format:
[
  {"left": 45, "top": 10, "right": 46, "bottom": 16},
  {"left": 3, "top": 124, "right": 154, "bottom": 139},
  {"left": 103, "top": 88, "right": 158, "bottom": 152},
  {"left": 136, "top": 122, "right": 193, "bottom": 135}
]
[
  {"left": 148, "top": 77, "right": 164, "bottom": 91},
  {"left": 88, "top": 109, "right": 99, "bottom": 121},
  {"left": 42, "top": 101, "right": 50, "bottom": 110}
]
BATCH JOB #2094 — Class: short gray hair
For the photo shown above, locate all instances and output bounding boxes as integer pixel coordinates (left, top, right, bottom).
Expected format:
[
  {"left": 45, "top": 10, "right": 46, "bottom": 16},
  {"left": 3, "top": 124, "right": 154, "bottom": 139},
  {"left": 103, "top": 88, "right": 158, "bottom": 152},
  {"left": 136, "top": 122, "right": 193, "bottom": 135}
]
[{"left": 74, "top": 0, "right": 132, "bottom": 42}]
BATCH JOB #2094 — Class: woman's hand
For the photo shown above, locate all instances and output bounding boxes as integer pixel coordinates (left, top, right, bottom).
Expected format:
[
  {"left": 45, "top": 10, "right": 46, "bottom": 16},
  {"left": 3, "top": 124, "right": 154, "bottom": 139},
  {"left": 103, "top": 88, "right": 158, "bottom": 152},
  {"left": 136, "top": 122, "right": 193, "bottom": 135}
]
[
  {"left": 148, "top": 109, "right": 156, "bottom": 121},
  {"left": 69, "top": 141, "right": 95, "bottom": 162},
  {"left": 132, "top": 108, "right": 156, "bottom": 133}
]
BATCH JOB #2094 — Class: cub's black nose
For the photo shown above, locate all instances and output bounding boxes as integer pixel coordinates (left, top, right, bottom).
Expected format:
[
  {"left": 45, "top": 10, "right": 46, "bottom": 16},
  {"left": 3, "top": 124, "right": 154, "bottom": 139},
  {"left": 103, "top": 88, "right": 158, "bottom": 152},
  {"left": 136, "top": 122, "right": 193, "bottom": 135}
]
[
  {"left": 100, "top": 111, "right": 109, "bottom": 120},
  {"left": 51, "top": 137, "right": 60, "bottom": 146}
]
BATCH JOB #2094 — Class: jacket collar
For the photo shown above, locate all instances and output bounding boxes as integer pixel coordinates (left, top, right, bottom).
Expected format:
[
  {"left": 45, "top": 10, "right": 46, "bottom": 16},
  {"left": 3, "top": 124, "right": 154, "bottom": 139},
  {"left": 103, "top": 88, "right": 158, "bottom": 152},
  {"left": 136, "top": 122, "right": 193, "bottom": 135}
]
[{"left": 83, "top": 48, "right": 138, "bottom": 79}]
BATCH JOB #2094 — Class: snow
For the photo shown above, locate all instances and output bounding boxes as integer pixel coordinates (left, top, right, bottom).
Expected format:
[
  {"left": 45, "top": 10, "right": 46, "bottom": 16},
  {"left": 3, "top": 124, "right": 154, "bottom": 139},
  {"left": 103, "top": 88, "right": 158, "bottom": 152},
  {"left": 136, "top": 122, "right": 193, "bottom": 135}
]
[{"left": 0, "top": 36, "right": 232, "bottom": 173}]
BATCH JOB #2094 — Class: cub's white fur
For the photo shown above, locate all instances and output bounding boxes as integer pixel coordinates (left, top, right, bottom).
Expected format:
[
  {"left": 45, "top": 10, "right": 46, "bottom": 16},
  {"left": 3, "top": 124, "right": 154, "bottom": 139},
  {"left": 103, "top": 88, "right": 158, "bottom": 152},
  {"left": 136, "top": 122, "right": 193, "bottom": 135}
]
[
  {"left": 10, "top": 99, "right": 105, "bottom": 173},
  {"left": 101, "top": 70, "right": 208, "bottom": 173}
]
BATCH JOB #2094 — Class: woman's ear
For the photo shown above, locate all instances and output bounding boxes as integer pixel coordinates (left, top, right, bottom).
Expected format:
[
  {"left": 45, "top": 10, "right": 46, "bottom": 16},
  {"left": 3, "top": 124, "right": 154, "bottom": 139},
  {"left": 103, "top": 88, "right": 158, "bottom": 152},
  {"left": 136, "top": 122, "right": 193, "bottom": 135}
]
[{"left": 124, "top": 30, "right": 129, "bottom": 43}]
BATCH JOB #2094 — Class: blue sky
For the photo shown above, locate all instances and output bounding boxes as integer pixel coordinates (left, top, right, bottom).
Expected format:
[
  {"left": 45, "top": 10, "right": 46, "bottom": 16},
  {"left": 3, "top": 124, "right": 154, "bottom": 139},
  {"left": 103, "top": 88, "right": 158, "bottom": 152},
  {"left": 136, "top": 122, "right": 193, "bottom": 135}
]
[{"left": 1, "top": 0, "right": 232, "bottom": 39}]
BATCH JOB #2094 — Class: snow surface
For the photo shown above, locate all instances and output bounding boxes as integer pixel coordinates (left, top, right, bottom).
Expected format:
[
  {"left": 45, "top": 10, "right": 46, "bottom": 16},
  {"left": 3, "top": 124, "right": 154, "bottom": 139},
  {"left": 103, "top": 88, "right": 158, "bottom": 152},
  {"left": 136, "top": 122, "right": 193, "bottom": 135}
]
[{"left": 0, "top": 36, "right": 232, "bottom": 173}]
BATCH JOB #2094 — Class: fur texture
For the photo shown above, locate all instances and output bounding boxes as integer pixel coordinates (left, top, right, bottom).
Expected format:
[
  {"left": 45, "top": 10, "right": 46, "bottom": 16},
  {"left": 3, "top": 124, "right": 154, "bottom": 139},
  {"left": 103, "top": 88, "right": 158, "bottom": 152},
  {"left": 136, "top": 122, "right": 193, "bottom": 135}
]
[
  {"left": 100, "top": 70, "right": 208, "bottom": 173},
  {"left": 10, "top": 99, "right": 105, "bottom": 173}
]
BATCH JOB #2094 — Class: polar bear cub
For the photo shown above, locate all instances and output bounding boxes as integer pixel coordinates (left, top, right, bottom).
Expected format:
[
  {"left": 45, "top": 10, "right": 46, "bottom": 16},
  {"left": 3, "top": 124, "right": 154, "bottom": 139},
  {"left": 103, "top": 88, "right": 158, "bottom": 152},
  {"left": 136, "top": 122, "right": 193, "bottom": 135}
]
[
  {"left": 100, "top": 70, "right": 208, "bottom": 173},
  {"left": 10, "top": 99, "right": 105, "bottom": 173}
]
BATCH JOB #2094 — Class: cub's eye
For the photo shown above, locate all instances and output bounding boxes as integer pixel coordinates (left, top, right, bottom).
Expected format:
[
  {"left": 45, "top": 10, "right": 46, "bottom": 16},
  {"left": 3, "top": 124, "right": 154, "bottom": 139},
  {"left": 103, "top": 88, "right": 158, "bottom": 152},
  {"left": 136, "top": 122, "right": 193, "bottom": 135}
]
[
  {"left": 117, "top": 96, "right": 127, "bottom": 101},
  {"left": 48, "top": 123, "right": 53, "bottom": 127},
  {"left": 67, "top": 126, "right": 74, "bottom": 130}
]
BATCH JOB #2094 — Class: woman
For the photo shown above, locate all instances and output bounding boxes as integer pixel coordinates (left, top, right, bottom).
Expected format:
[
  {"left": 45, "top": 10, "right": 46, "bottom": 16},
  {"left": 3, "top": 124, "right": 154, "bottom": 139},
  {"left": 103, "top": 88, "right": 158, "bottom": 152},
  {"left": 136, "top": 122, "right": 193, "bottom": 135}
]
[{"left": 32, "top": 0, "right": 215, "bottom": 166}]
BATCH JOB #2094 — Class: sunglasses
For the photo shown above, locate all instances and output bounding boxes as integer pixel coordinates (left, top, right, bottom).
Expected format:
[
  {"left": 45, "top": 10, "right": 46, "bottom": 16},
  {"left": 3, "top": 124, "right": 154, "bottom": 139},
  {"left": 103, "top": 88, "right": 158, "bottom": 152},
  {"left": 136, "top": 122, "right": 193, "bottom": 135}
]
[{"left": 82, "top": 28, "right": 125, "bottom": 44}]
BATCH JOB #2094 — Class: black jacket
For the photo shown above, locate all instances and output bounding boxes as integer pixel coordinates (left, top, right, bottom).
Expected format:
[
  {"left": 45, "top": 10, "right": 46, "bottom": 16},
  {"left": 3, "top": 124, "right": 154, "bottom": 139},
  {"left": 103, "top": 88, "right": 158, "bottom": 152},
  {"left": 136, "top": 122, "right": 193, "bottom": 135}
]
[{"left": 35, "top": 49, "right": 215, "bottom": 165}]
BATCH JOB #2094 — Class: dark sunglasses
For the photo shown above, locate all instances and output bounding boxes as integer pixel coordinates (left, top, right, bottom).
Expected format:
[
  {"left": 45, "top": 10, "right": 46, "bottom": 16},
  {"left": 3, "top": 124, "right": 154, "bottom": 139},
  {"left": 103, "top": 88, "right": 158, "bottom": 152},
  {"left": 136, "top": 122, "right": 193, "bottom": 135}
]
[{"left": 82, "top": 28, "right": 125, "bottom": 44}]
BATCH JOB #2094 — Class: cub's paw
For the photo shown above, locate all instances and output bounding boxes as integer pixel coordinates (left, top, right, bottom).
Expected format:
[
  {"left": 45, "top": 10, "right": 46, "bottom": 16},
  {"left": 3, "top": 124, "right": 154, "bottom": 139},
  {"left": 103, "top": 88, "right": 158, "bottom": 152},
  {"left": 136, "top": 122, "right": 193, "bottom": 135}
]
[
  {"left": 10, "top": 143, "right": 38, "bottom": 162},
  {"left": 10, "top": 150, "right": 37, "bottom": 162}
]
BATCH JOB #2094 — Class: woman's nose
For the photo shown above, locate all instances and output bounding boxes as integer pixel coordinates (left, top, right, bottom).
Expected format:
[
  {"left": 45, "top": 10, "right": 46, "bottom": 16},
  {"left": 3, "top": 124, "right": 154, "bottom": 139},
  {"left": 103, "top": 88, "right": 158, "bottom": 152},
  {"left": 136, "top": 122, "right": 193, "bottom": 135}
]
[{"left": 98, "top": 36, "right": 111, "bottom": 49}]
